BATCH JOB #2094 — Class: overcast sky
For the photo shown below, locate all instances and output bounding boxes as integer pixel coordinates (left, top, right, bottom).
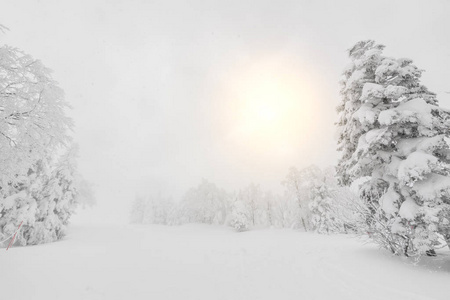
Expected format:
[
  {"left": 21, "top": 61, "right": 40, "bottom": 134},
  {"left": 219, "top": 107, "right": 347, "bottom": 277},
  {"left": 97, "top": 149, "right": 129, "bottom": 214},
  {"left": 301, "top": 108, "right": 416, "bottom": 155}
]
[{"left": 2, "top": 0, "right": 450, "bottom": 223}]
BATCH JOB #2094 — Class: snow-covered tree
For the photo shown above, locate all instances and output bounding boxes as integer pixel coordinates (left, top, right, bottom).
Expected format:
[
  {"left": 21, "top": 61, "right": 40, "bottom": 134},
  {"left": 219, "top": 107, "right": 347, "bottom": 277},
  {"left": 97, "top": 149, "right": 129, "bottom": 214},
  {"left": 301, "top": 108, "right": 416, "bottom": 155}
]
[
  {"left": 309, "top": 169, "right": 345, "bottom": 234},
  {"left": 232, "top": 187, "right": 298, "bottom": 230},
  {"left": 144, "top": 194, "right": 176, "bottom": 225},
  {"left": 130, "top": 196, "right": 147, "bottom": 224},
  {"left": 336, "top": 41, "right": 386, "bottom": 186},
  {"left": 76, "top": 179, "right": 96, "bottom": 208},
  {"left": 0, "top": 178, "right": 37, "bottom": 246},
  {"left": 236, "top": 183, "right": 264, "bottom": 227},
  {"left": 0, "top": 145, "right": 82, "bottom": 246},
  {"left": 130, "top": 193, "right": 176, "bottom": 225},
  {"left": 0, "top": 38, "right": 81, "bottom": 247},
  {"left": 179, "top": 179, "right": 229, "bottom": 225},
  {"left": 336, "top": 40, "right": 450, "bottom": 256},
  {"left": 273, "top": 192, "right": 298, "bottom": 228},
  {"left": 0, "top": 45, "right": 72, "bottom": 183},
  {"left": 228, "top": 195, "right": 251, "bottom": 232},
  {"left": 282, "top": 166, "right": 322, "bottom": 230},
  {"left": 22, "top": 146, "right": 80, "bottom": 245},
  {"left": 262, "top": 191, "right": 275, "bottom": 227}
]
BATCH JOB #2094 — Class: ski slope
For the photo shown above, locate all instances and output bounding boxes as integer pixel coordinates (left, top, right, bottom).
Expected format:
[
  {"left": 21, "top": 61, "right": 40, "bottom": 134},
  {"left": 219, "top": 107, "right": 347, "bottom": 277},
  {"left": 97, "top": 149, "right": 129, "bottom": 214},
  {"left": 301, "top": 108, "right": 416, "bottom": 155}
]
[{"left": 1, "top": 224, "right": 449, "bottom": 300}]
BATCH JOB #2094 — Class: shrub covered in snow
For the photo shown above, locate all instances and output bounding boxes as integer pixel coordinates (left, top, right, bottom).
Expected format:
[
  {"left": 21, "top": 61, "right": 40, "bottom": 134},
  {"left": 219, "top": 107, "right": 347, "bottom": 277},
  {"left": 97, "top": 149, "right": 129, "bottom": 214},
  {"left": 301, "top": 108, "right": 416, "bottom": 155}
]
[{"left": 1, "top": 146, "right": 83, "bottom": 246}]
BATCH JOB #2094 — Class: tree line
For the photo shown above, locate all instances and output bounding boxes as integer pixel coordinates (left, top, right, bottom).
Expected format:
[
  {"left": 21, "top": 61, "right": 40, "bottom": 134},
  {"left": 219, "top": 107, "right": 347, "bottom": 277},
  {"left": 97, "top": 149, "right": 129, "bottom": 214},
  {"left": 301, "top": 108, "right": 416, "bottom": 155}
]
[{"left": 130, "top": 166, "right": 357, "bottom": 234}]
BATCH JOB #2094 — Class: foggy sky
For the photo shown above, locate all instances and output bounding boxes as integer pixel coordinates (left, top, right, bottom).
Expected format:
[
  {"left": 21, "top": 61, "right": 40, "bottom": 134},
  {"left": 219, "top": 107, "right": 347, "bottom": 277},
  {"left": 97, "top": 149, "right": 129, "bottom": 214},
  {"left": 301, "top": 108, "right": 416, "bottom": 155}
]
[{"left": 2, "top": 0, "right": 450, "bottom": 223}]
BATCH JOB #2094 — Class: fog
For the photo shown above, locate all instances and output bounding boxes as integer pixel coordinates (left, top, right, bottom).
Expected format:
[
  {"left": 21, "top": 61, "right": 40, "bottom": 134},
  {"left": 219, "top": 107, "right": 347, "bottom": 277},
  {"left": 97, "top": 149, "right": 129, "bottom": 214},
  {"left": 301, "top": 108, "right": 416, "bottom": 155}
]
[{"left": 2, "top": 0, "right": 449, "bottom": 223}]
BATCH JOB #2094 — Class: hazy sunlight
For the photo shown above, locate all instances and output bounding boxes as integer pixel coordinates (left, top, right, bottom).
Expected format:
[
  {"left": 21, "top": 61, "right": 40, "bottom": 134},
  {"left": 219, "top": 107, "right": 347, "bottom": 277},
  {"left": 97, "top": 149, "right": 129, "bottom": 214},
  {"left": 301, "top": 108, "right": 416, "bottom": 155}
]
[{"left": 228, "top": 61, "right": 316, "bottom": 158}]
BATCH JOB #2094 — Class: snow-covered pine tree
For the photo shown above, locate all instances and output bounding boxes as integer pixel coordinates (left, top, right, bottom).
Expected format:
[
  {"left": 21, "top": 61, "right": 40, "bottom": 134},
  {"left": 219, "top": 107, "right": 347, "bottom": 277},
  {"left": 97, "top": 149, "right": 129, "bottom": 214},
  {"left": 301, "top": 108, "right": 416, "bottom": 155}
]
[
  {"left": 0, "top": 176, "right": 37, "bottom": 246},
  {"left": 336, "top": 40, "right": 450, "bottom": 256},
  {"left": 0, "top": 146, "right": 81, "bottom": 246},
  {"left": 19, "top": 157, "right": 54, "bottom": 245},
  {"left": 309, "top": 185, "right": 334, "bottom": 234},
  {"left": 282, "top": 166, "right": 322, "bottom": 231},
  {"left": 228, "top": 196, "right": 250, "bottom": 232},
  {"left": 336, "top": 40, "right": 386, "bottom": 186},
  {"left": 21, "top": 146, "right": 79, "bottom": 245},
  {"left": 309, "top": 169, "right": 344, "bottom": 234},
  {"left": 48, "top": 146, "right": 79, "bottom": 229}
]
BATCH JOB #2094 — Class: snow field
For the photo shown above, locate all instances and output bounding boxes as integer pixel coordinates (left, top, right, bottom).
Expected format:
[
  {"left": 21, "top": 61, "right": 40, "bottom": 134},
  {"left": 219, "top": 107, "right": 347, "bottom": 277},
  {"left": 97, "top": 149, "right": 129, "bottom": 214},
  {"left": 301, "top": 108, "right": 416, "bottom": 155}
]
[{"left": 1, "top": 224, "right": 449, "bottom": 300}]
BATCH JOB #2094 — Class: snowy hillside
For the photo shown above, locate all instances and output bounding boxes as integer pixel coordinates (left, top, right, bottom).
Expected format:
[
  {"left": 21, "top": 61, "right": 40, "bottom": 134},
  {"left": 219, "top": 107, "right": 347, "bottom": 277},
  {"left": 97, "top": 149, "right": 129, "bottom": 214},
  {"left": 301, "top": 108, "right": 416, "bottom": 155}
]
[{"left": 1, "top": 224, "right": 449, "bottom": 300}]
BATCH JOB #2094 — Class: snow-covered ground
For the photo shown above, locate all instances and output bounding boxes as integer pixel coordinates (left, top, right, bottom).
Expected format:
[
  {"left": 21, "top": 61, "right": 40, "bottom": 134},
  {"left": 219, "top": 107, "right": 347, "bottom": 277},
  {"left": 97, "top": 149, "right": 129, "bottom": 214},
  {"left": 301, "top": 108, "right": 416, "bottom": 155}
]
[{"left": 1, "top": 224, "right": 449, "bottom": 300}]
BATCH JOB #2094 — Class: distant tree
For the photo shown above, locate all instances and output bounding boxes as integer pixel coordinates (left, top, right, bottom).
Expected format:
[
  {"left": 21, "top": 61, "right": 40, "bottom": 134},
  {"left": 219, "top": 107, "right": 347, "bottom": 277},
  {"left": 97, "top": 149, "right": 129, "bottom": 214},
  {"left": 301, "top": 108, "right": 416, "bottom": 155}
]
[
  {"left": 229, "top": 195, "right": 250, "bottom": 232},
  {"left": 144, "top": 194, "right": 176, "bottom": 225},
  {"left": 336, "top": 40, "right": 450, "bottom": 256},
  {"left": 179, "top": 179, "right": 228, "bottom": 225},
  {"left": 130, "top": 193, "right": 176, "bottom": 225},
  {"left": 130, "top": 196, "right": 147, "bottom": 224},
  {"left": 262, "top": 191, "right": 275, "bottom": 227},
  {"left": 273, "top": 192, "right": 298, "bottom": 228},
  {"left": 76, "top": 179, "right": 96, "bottom": 208},
  {"left": 309, "top": 168, "right": 345, "bottom": 234},
  {"left": 282, "top": 166, "right": 322, "bottom": 231},
  {"left": 237, "top": 183, "right": 263, "bottom": 227}
]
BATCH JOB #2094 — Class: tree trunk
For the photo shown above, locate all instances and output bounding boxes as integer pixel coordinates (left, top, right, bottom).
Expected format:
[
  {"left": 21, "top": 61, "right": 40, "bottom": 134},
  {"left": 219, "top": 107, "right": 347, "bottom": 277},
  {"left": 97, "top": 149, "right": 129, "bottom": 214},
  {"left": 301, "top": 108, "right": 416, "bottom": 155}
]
[
  {"left": 443, "top": 233, "right": 450, "bottom": 251},
  {"left": 301, "top": 218, "right": 307, "bottom": 231}
]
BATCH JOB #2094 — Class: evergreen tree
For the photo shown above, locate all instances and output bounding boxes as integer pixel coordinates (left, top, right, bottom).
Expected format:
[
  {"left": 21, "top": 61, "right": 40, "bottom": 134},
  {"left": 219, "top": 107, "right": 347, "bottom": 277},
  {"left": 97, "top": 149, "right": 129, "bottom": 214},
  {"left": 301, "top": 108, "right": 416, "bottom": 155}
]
[
  {"left": 21, "top": 146, "right": 79, "bottom": 245},
  {"left": 229, "top": 197, "right": 250, "bottom": 232},
  {"left": 336, "top": 40, "right": 450, "bottom": 256},
  {"left": 282, "top": 165, "right": 322, "bottom": 231},
  {"left": 309, "top": 170, "right": 343, "bottom": 234},
  {"left": 1, "top": 146, "right": 81, "bottom": 246},
  {"left": 0, "top": 178, "right": 37, "bottom": 246}
]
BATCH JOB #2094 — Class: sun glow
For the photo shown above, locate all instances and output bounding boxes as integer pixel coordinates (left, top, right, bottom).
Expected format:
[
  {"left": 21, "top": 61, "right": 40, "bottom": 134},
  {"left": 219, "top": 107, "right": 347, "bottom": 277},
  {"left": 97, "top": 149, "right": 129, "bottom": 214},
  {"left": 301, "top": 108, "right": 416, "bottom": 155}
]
[
  {"left": 211, "top": 57, "right": 322, "bottom": 168},
  {"left": 219, "top": 59, "right": 319, "bottom": 162},
  {"left": 238, "top": 70, "right": 314, "bottom": 140},
  {"left": 239, "top": 79, "right": 296, "bottom": 134}
]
